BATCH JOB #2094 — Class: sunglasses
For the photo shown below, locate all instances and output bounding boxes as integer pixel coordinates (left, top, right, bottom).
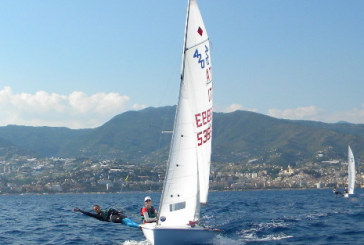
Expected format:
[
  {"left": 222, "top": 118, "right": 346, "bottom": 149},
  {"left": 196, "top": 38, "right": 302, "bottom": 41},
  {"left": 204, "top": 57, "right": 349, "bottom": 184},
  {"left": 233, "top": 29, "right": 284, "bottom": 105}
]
[{"left": 145, "top": 200, "right": 151, "bottom": 202}]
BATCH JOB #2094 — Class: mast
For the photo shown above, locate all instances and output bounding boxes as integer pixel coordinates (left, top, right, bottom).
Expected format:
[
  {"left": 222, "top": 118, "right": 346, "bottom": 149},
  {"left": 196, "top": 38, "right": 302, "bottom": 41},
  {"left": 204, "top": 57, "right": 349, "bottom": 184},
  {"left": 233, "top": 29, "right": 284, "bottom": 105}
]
[{"left": 181, "top": 0, "right": 192, "bottom": 81}]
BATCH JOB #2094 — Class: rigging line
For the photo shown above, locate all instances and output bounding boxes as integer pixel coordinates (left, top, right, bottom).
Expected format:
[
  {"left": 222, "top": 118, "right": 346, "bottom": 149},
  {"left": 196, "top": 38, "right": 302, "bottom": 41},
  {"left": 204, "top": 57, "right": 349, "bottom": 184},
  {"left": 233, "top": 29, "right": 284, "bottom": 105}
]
[
  {"left": 124, "top": 210, "right": 141, "bottom": 220},
  {"left": 112, "top": 205, "right": 141, "bottom": 220},
  {"left": 185, "top": 38, "right": 210, "bottom": 52}
]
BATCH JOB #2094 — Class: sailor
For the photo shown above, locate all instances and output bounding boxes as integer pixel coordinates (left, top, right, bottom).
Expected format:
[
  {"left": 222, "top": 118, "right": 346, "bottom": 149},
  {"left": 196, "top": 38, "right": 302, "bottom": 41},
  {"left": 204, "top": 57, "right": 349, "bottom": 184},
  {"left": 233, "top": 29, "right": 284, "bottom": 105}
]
[
  {"left": 73, "top": 205, "right": 140, "bottom": 228},
  {"left": 332, "top": 188, "right": 341, "bottom": 195},
  {"left": 141, "top": 196, "right": 158, "bottom": 223}
]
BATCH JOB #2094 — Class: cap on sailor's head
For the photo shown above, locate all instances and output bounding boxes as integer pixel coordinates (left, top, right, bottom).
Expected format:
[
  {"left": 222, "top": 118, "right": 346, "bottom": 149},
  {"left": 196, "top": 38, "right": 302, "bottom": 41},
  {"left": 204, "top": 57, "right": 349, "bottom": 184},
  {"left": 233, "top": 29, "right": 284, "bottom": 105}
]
[{"left": 144, "top": 196, "right": 152, "bottom": 202}]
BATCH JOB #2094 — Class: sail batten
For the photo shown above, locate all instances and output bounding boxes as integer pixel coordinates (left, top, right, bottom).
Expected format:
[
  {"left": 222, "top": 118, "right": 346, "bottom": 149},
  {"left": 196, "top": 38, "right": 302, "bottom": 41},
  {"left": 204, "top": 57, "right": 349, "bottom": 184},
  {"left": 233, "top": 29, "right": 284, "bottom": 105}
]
[{"left": 185, "top": 39, "right": 209, "bottom": 51}]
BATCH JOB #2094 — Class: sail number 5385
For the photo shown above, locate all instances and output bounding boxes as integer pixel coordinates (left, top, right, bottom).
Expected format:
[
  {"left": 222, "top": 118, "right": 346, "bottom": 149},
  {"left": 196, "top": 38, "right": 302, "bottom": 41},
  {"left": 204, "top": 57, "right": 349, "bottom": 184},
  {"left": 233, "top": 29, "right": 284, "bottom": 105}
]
[{"left": 197, "top": 125, "right": 212, "bottom": 146}]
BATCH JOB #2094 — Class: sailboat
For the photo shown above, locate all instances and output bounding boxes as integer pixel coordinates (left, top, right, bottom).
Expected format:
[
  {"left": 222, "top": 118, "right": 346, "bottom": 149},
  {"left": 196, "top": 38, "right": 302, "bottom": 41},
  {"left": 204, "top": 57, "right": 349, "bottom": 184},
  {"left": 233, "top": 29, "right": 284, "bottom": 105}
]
[
  {"left": 140, "top": 0, "right": 216, "bottom": 244},
  {"left": 344, "top": 145, "right": 355, "bottom": 198}
]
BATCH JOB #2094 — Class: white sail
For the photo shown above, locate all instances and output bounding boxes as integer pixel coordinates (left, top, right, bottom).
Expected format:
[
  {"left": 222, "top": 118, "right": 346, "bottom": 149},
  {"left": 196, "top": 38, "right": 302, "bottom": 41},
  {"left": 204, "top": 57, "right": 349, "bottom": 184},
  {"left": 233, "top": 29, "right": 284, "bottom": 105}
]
[
  {"left": 141, "top": 1, "right": 216, "bottom": 243},
  {"left": 158, "top": 0, "right": 213, "bottom": 227},
  {"left": 347, "top": 145, "right": 355, "bottom": 195},
  {"left": 184, "top": 0, "right": 213, "bottom": 205}
]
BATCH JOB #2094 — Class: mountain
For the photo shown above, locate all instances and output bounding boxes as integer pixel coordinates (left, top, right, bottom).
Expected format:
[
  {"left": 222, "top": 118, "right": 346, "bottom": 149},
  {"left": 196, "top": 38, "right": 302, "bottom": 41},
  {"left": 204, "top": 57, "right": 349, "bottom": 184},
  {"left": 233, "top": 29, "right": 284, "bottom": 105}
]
[
  {"left": 0, "top": 125, "right": 90, "bottom": 158},
  {"left": 0, "top": 106, "right": 363, "bottom": 166},
  {"left": 213, "top": 110, "right": 364, "bottom": 165},
  {"left": 0, "top": 136, "right": 32, "bottom": 160}
]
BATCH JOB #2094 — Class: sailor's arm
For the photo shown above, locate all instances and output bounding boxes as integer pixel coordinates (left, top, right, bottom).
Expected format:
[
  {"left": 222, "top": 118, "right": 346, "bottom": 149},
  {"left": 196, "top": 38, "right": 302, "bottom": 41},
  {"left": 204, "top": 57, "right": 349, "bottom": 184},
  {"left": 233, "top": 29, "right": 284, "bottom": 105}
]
[
  {"left": 74, "top": 208, "right": 103, "bottom": 221},
  {"left": 143, "top": 211, "right": 157, "bottom": 222}
]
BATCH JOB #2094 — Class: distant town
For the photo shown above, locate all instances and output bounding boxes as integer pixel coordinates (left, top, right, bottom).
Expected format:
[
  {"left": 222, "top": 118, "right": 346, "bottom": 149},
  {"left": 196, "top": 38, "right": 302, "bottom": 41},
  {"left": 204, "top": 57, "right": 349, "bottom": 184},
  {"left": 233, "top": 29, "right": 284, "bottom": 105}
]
[{"left": 0, "top": 153, "right": 363, "bottom": 194}]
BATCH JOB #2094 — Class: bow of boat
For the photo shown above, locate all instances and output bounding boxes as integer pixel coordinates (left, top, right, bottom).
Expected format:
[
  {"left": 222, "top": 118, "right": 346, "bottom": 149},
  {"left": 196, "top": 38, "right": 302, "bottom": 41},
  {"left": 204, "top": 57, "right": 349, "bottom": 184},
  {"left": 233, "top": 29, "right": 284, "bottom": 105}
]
[{"left": 140, "top": 223, "right": 218, "bottom": 245}]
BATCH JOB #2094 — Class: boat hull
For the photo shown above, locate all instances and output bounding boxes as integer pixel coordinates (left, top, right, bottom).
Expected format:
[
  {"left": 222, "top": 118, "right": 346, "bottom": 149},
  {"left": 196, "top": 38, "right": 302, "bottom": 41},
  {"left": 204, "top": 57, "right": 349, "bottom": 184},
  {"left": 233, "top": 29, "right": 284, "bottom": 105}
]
[{"left": 141, "top": 223, "right": 217, "bottom": 245}]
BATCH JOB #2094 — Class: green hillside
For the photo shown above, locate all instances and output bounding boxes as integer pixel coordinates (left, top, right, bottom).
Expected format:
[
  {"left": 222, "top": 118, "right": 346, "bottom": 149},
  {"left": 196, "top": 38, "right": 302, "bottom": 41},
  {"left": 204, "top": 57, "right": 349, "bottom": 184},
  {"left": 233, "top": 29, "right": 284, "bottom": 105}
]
[{"left": 0, "top": 106, "right": 363, "bottom": 166}]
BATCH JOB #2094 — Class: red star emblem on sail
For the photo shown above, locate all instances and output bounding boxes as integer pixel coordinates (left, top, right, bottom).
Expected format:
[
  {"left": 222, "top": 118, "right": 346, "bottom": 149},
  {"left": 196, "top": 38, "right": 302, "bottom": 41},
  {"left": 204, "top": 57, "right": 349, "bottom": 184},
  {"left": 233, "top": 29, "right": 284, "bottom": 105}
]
[{"left": 197, "top": 27, "right": 203, "bottom": 36}]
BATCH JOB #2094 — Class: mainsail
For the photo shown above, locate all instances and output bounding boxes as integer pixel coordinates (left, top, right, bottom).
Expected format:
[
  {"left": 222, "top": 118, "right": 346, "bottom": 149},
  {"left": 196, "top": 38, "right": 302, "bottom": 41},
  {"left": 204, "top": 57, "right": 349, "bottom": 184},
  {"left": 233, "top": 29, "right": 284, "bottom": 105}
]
[
  {"left": 158, "top": 0, "right": 213, "bottom": 227},
  {"left": 347, "top": 145, "right": 355, "bottom": 195}
]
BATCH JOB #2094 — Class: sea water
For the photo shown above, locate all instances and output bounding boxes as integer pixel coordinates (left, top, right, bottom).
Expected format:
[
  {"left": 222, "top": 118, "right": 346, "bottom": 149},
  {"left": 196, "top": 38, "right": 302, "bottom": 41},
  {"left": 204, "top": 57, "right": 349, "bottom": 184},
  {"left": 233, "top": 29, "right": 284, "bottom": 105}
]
[{"left": 0, "top": 189, "right": 363, "bottom": 244}]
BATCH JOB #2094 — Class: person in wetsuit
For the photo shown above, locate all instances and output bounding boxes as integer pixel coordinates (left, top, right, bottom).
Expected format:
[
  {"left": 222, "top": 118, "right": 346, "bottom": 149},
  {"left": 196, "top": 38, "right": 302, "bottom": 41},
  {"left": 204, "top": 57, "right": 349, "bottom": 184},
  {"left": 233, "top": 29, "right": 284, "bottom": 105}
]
[
  {"left": 333, "top": 188, "right": 342, "bottom": 195},
  {"left": 73, "top": 205, "right": 139, "bottom": 228}
]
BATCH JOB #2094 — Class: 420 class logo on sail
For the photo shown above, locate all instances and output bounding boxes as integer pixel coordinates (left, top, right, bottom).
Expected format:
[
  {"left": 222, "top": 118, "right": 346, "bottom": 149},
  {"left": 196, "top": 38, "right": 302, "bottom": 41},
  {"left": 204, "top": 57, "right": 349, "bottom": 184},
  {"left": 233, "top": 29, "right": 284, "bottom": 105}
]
[
  {"left": 193, "top": 45, "right": 209, "bottom": 69},
  {"left": 193, "top": 45, "right": 213, "bottom": 84}
]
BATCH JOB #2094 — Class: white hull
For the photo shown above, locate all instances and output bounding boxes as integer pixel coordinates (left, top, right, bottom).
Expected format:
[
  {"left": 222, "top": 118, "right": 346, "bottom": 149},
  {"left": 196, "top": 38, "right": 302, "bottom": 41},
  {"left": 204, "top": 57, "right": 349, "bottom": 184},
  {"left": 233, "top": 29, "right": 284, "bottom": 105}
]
[
  {"left": 343, "top": 193, "right": 349, "bottom": 198},
  {"left": 141, "top": 223, "right": 216, "bottom": 245}
]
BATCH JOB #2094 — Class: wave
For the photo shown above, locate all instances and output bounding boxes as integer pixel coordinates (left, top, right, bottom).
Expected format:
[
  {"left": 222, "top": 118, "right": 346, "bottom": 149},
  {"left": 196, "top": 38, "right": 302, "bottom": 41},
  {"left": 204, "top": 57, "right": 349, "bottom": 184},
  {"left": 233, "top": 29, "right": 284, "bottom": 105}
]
[
  {"left": 240, "top": 232, "right": 293, "bottom": 242},
  {"left": 213, "top": 234, "right": 245, "bottom": 245},
  {"left": 121, "top": 240, "right": 150, "bottom": 245},
  {"left": 237, "top": 221, "right": 292, "bottom": 243}
]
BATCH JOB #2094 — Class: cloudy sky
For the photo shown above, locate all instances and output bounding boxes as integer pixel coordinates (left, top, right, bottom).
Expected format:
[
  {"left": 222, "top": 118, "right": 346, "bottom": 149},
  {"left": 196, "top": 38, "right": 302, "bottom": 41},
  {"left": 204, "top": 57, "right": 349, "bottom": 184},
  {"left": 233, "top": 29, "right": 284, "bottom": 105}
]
[{"left": 1, "top": 0, "right": 363, "bottom": 128}]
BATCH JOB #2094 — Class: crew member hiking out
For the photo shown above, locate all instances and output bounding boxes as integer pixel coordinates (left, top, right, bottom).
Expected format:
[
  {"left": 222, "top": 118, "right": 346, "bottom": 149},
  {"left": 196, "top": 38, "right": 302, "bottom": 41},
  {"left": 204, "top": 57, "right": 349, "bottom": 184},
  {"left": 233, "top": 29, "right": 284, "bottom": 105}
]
[
  {"left": 333, "top": 188, "right": 342, "bottom": 195},
  {"left": 141, "top": 196, "right": 157, "bottom": 223},
  {"left": 73, "top": 205, "right": 140, "bottom": 228}
]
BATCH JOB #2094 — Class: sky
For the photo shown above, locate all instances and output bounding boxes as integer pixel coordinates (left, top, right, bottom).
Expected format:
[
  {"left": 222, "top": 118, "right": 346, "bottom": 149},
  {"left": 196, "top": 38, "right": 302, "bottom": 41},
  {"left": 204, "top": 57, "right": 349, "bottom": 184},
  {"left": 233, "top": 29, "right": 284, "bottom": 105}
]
[{"left": 1, "top": 0, "right": 364, "bottom": 129}]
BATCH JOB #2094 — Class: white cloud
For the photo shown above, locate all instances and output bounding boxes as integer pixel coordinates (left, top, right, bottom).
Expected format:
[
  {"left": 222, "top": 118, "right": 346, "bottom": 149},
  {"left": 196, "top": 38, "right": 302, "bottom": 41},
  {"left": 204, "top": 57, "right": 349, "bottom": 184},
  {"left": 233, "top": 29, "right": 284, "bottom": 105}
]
[
  {"left": 324, "top": 104, "right": 364, "bottom": 124},
  {"left": 223, "top": 103, "right": 257, "bottom": 113},
  {"left": 132, "top": 104, "right": 148, "bottom": 110},
  {"left": 0, "top": 86, "right": 131, "bottom": 129},
  {"left": 268, "top": 106, "right": 321, "bottom": 120},
  {"left": 267, "top": 105, "right": 364, "bottom": 124}
]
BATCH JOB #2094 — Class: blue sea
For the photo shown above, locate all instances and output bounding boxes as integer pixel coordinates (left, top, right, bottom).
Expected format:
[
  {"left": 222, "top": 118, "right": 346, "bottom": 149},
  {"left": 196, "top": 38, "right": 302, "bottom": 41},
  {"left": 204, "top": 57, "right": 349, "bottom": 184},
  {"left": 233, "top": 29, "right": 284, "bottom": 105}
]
[{"left": 1, "top": 189, "right": 363, "bottom": 244}]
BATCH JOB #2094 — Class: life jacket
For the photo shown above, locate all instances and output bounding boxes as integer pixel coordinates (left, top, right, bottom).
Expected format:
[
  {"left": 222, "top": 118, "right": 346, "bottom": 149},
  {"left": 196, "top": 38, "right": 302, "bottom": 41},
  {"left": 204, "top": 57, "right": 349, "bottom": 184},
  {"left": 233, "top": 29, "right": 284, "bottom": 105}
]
[
  {"left": 100, "top": 209, "right": 110, "bottom": 221},
  {"left": 140, "top": 206, "right": 156, "bottom": 222}
]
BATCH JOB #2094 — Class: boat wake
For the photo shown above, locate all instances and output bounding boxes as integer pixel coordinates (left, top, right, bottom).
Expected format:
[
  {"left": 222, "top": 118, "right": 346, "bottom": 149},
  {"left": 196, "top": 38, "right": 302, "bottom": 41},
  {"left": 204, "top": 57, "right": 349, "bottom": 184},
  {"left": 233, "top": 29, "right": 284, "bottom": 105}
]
[
  {"left": 212, "top": 220, "right": 293, "bottom": 244},
  {"left": 239, "top": 222, "right": 293, "bottom": 242},
  {"left": 121, "top": 240, "right": 149, "bottom": 245}
]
